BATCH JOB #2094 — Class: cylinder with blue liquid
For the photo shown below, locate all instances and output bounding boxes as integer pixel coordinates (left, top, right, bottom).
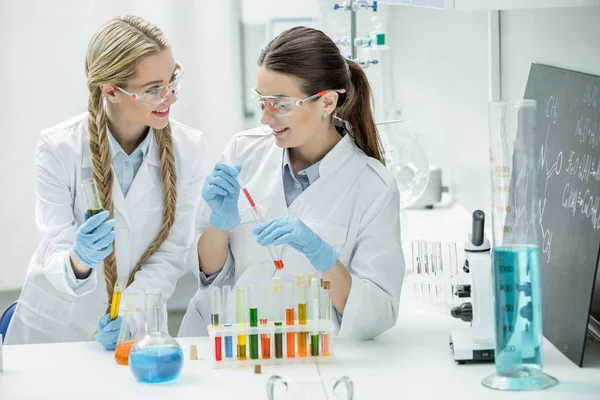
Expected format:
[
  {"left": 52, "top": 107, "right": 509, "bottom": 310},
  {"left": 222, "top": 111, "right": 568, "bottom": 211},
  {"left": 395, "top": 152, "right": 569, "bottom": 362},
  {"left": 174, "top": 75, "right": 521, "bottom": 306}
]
[{"left": 484, "top": 100, "right": 558, "bottom": 391}]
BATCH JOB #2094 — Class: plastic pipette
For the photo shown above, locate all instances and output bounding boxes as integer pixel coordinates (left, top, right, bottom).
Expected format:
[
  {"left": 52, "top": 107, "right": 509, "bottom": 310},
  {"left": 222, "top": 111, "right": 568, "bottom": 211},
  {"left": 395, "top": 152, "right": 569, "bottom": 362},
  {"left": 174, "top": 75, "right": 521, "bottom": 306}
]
[{"left": 239, "top": 184, "right": 284, "bottom": 270}]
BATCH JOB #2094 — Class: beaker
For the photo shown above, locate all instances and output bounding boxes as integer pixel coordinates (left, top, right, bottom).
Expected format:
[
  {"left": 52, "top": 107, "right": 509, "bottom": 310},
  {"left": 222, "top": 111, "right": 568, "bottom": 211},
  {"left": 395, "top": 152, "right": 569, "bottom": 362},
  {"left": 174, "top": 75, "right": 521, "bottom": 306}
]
[
  {"left": 483, "top": 100, "right": 558, "bottom": 391},
  {"left": 267, "top": 375, "right": 354, "bottom": 400},
  {"left": 115, "top": 294, "right": 145, "bottom": 366},
  {"left": 128, "top": 289, "right": 183, "bottom": 384}
]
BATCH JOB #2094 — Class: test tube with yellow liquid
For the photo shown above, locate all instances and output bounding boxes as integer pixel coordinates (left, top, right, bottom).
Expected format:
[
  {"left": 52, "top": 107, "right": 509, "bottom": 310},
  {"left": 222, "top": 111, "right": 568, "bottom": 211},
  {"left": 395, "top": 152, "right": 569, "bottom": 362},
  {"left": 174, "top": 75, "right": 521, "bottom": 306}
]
[
  {"left": 296, "top": 275, "right": 308, "bottom": 357},
  {"left": 236, "top": 285, "right": 247, "bottom": 360}
]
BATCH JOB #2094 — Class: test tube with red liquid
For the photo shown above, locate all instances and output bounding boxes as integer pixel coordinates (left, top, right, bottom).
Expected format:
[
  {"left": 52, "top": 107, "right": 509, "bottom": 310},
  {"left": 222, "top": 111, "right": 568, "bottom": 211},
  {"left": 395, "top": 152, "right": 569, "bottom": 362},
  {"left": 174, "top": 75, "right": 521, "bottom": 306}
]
[{"left": 241, "top": 187, "right": 284, "bottom": 270}]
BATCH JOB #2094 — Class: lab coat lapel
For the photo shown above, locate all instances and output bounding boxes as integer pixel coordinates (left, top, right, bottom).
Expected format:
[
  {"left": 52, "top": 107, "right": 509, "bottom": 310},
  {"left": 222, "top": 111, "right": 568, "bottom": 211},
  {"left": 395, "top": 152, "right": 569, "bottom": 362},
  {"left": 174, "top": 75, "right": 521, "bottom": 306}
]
[
  {"left": 81, "top": 135, "right": 132, "bottom": 229},
  {"left": 125, "top": 135, "right": 159, "bottom": 210},
  {"left": 263, "top": 143, "right": 288, "bottom": 220},
  {"left": 287, "top": 134, "right": 357, "bottom": 215}
]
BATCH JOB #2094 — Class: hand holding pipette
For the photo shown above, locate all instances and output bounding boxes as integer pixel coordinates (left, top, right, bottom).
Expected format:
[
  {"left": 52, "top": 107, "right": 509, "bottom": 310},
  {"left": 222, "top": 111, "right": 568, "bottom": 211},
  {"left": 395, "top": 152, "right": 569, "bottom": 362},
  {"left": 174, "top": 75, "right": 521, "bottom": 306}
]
[
  {"left": 253, "top": 215, "right": 339, "bottom": 273},
  {"left": 202, "top": 162, "right": 242, "bottom": 231}
]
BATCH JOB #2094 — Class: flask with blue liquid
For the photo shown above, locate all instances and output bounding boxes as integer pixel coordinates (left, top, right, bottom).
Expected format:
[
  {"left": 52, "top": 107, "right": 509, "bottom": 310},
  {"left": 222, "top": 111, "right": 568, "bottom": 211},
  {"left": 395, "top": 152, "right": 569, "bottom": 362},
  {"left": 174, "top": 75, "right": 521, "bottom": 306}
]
[
  {"left": 484, "top": 100, "right": 558, "bottom": 391},
  {"left": 128, "top": 289, "right": 183, "bottom": 384}
]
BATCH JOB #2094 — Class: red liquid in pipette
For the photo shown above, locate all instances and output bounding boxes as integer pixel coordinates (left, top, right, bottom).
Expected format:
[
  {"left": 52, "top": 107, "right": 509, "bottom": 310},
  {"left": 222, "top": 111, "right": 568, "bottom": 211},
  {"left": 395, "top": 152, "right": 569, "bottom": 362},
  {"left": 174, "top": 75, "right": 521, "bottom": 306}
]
[{"left": 242, "top": 188, "right": 284, "bottom": 270}]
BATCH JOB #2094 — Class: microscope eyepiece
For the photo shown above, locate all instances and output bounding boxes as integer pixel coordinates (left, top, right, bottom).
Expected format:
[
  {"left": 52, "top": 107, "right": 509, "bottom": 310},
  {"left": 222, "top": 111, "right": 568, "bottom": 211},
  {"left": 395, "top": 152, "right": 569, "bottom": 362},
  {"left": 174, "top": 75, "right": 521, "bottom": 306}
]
[{"left": 471, "top": 210, "right": 485, "bottom": 246}]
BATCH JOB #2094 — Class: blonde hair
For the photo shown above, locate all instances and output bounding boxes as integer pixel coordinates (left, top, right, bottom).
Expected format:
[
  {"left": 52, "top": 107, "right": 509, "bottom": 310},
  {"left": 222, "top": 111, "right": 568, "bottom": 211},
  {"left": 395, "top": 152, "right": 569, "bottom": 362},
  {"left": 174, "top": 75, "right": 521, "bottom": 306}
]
[{"left": 85, "top": 15, "right": 178, "bottom": 312}]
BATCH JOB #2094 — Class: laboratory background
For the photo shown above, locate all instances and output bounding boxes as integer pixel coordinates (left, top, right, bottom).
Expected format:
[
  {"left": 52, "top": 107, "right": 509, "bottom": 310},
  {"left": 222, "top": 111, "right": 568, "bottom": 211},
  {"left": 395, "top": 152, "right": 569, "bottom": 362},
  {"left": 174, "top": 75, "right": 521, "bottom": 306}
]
[{"left": 1, "top": 0, "right": 600, "bottom": 398}]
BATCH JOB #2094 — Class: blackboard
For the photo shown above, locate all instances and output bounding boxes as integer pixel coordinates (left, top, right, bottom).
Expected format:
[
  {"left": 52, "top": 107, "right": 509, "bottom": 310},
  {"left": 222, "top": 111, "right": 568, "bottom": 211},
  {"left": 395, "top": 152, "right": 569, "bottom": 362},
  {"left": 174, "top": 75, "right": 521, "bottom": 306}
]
[{"left": 523, "top": 64, "right": 600, "bottom": 367}]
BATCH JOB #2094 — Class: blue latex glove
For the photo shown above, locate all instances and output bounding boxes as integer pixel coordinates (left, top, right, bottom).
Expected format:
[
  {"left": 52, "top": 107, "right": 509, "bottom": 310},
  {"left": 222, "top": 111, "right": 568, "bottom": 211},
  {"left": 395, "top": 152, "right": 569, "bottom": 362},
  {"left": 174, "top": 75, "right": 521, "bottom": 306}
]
[
  {"left": 202, "top": 163, "right": 242, "bottom": 231},
  {"left": 95, "top": 313, "right": 123, "bottom": 351},
  {"left": 72, "top": 210, "right": 116, "bottom": 267},
  {"left": 252, "top": 215, "right": 340, "bottom": 273}
]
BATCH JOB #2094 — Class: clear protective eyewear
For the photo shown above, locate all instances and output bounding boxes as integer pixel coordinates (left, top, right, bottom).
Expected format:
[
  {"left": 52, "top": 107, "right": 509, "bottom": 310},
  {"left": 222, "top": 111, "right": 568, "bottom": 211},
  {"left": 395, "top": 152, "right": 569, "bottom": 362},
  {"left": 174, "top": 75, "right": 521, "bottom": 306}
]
[
  {"left": 113, "top": 63, "right": 184, "bottom": 105},
  {"left": 252, "top": 87, "right": 347, "bottom": 117}
]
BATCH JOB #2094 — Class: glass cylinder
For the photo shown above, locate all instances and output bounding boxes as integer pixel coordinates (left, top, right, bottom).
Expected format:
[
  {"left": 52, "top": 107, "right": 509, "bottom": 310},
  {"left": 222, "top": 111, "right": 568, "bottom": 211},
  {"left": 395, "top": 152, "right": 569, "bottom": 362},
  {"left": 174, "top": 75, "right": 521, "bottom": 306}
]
[
  {"left": 482, "top": 101, "right": 558, "bottom": 391},
  {"left": 128, "top": 289, "right": 183, "bottom": 384}
]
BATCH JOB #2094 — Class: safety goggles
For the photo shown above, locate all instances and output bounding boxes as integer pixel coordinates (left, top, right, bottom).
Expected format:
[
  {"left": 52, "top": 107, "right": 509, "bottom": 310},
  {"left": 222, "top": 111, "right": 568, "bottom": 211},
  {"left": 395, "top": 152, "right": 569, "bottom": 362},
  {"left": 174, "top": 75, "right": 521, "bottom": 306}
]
[
  {"left": 113, "top": 63, "right": 184, "bottom": 105},
  {"left": 251, "top": 88, "right": 347, "bottom": 117}
]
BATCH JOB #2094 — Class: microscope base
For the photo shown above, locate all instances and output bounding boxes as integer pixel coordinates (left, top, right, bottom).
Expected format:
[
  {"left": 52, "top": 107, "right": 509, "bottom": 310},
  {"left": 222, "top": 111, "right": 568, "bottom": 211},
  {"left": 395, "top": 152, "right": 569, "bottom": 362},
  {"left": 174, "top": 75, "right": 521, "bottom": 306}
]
[{"left": 449, "top": 330, "right": 495, "bottom": 364}]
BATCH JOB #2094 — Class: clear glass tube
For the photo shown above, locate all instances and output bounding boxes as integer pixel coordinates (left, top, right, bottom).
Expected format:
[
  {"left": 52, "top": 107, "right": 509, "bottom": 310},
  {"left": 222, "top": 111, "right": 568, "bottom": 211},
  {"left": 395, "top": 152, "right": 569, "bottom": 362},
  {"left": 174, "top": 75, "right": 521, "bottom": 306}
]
[
  {"left": 81, "top": 178, "right": 103, "bottom": 216},
  {"left": 222, "top": 285, "right": 234, "bottom": 359},
  {"left": 482, "top": 100, "right": 558, "bottom": 391}
]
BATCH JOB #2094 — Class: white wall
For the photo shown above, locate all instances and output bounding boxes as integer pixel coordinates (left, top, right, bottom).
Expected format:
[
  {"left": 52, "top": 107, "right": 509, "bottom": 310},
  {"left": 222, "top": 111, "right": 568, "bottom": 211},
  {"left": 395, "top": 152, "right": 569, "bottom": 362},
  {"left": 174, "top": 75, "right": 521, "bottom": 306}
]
[
  {"left": 500, "top": 8, "right": 600, "bottom": 102},
  {"left": 0, "top": 0, "right": 243, "bottom": 291},
  {"left": 383, "top": 5, "right": 600, "bottom": 219},
  {"left": 387, "top": 6, "right": 491, "bottom": 214}
]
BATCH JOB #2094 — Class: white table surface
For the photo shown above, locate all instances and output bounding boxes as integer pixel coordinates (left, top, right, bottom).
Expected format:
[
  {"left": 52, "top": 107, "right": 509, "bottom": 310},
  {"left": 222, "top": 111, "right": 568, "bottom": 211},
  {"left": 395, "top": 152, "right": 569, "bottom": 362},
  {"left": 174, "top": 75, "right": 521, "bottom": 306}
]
[{"left": 1, "top": 204, "right": 599, "bottom": 399}]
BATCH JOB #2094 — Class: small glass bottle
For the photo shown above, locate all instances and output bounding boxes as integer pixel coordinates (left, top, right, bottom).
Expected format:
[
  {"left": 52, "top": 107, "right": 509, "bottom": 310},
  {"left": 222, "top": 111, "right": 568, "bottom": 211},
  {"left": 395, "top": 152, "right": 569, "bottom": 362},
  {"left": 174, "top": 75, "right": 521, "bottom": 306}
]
[{"left": 128, "top": 289, "right": 183, "bottom": 383}]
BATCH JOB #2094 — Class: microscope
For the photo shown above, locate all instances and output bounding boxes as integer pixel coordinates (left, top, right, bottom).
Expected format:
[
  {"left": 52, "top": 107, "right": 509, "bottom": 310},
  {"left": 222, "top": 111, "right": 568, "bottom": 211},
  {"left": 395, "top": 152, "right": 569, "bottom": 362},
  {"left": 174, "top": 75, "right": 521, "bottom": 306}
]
[{"left": 449, "top": 210, "right": 495, "bottom": 364}]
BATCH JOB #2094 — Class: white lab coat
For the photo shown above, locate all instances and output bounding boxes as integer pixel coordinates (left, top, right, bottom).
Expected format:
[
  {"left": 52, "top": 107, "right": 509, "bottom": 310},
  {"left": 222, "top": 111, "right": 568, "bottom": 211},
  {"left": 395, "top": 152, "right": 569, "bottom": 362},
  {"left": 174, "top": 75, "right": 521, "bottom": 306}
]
[
  {"left": 5, "top": 113, "right": 207, "bottom": 345},
  {"left": 179, "top": 127, "right": 405, "bottom": 340}
]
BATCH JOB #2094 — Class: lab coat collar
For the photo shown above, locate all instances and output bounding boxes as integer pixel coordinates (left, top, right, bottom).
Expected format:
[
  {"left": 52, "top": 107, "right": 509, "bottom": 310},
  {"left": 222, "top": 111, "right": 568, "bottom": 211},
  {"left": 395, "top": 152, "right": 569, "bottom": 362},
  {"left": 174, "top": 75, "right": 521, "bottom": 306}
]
[
  {"left": 316, "top": 124, "right": 356, "bottom": 179},
  {"left": 82, "top": 124, "right": 160, "bottom": 169},
  {"left": 106, "top": 127, "right": 153, "bottom": 164}
]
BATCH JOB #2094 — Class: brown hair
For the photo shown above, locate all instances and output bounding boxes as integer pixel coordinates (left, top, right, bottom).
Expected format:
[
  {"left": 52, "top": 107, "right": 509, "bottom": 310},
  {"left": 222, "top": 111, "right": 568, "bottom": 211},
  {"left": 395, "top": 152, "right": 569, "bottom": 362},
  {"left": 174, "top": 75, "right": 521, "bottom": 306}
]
[
  {"left": 257, "top": 26, "right": 383, "bottom": 162},
  {"left": 85, "top": 15, "right": 178, "bottom": 312}
]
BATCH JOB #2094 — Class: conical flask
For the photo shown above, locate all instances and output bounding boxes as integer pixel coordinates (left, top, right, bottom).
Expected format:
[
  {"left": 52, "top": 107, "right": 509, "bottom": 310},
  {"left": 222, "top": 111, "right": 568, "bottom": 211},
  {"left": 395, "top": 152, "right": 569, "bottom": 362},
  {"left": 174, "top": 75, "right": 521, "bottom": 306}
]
[{"left": 128, "top": 289, "right": 183, "bottom": 383}]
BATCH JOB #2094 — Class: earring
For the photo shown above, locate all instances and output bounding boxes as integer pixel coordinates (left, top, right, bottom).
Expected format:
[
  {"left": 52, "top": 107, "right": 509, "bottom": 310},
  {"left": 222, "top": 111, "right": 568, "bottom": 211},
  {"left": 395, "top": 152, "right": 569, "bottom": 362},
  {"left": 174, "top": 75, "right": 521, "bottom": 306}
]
[{"left": 322, "top": 111, "right": 329, "bottom": 119}]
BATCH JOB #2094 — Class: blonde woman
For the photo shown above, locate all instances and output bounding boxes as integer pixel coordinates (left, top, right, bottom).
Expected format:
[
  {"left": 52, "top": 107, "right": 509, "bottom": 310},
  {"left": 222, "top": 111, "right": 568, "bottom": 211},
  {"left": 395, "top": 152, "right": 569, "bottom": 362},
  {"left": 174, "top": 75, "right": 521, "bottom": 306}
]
[{"left": 5, "top": 16, "right": 207, "bottom": 349}]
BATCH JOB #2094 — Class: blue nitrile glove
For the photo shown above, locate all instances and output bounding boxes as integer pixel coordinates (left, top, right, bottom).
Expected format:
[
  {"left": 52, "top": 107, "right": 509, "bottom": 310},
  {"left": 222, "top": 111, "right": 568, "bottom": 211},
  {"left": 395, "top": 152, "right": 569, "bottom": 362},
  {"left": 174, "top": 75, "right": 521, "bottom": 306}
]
[
  {"left": 252, "top": 215, "right": 340, "bottom": 273},
  {"left": 72, "top": 210, "right": 116, "bottom": 267},
  {"left": 95, "top": 313, "right": 123, "bottom": 351},
  {"left": 202, "top": 162, "right": 242, "bottom": 231}
]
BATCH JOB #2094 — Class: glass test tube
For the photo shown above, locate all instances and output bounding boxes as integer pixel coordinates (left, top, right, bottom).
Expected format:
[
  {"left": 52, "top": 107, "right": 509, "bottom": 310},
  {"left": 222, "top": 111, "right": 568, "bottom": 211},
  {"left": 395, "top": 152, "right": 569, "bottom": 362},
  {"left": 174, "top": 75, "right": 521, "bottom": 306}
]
[
  {"left": 240, "top": 187, "right": 284, "bottom": 270},
  {"left": 307, "top": 273, "right": 316, "bottom": 320},
  {"left": 222, "top": 285, "right": 234, "bottom": 358},
  {"left": 296, "top": 275, "right": 308, "bottom": 357},
  {"left": 210, "top": 286, "right": 222, "bottom": 361},
  {"left": 248, "top": 284, "right": 259, "bottom": 360},
  {"left": 236, "top": 285, "right": 247, "bottom": 360},
  {"left": 81, "top": 178, "right": 104, "bottom": 217},
  {"left": 321, "top": 279, "right": 331, "bottom": 356},
  {"left": 272, "top": 278, "right": 283, "bottom": 359},
  {"left": 260, "top": 284, "right": 271, "bottom": 359},
  {"left": 285, "top": 283, "right": 296, "bottom": 358},
  {"left": 310, "top": 277, "right": 320, "bottom": 356}
]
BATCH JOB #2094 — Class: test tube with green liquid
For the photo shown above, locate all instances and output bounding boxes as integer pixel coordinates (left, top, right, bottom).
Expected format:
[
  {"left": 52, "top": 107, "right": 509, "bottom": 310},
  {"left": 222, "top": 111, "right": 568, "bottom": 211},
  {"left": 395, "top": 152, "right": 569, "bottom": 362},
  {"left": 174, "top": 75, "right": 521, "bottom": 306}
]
[
  {"left": 81, "top": 178, "right": 103, "bottom": 218},
  {"left": 248, "top": 284, "right": 259, "bottom": 360}
]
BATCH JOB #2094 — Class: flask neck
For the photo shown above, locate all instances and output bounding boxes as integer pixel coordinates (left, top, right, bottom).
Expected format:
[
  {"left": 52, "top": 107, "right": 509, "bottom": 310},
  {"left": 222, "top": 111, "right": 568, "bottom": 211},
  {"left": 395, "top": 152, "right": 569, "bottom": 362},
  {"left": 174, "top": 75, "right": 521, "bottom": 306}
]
[{"left": 144, "top": 290, "right": 166, "bottom": 335}]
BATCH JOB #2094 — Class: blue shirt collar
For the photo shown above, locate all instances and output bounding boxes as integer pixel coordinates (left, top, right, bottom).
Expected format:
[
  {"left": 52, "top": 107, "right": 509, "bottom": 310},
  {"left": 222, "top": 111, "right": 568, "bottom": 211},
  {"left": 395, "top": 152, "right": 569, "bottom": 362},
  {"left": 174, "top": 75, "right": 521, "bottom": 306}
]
[
  {"left": 106, "top": 126, "right": 153, "bottom": 159},
  {"left": 282, "top": 147, "right": 321, "bottom": 185}
]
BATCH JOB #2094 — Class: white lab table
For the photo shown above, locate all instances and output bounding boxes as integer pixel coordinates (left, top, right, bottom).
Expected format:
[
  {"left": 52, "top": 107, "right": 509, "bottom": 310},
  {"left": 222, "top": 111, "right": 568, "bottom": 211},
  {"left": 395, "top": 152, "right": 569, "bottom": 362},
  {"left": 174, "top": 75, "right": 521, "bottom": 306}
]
[{"left": 2, "top": 204, "right": 599, "bottom": 399}]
